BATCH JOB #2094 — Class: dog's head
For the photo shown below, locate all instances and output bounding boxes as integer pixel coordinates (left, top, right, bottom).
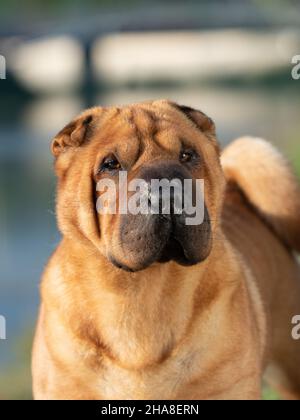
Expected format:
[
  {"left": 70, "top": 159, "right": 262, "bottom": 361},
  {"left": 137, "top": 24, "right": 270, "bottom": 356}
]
[{"left": 52, "top": 100, "right": 225, "bottom": 272}]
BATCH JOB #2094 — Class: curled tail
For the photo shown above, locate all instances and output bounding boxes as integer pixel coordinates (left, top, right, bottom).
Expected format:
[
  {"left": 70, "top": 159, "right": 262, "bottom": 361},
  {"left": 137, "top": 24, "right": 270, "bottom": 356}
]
[{"left": 221, "top": 137, "right": 300, "bottom": 252}]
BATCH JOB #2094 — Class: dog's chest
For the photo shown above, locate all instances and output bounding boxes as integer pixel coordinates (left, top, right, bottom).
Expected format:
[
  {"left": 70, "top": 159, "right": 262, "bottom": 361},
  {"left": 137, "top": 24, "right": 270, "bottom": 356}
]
[{"left": 95, "top": 350, "right": 199, "bottom": 400}]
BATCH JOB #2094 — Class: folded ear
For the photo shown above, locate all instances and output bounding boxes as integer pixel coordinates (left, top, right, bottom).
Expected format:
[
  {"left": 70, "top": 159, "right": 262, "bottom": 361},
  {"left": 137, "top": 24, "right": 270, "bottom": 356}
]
[
  {"left": 51, "top": 111, "right": 94, "bottom": 157},
  {"left": 174, "top": 104, "right": 216, "bottom": 138}
]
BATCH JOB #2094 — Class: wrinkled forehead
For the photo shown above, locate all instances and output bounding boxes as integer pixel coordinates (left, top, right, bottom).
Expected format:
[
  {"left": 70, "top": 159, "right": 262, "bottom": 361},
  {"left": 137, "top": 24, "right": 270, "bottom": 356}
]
[{"left": 91, "top": 102, "right": 199, "bottom": 156}]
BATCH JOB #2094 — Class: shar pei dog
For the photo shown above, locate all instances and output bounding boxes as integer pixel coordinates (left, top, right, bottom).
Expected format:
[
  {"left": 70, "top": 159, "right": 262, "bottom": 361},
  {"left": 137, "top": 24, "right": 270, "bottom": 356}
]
[{"left": 32, "top": 100, "right": 300, "bottom": 400}]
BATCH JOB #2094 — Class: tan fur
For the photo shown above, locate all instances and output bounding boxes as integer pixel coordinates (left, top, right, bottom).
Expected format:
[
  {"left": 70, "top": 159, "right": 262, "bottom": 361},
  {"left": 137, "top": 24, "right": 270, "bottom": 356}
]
[
  {"left": 222, "top": 137, "right": 300, "bottom": 252},
  {"left": 32, "top": 101, "right": 300, "bottom": 400}
]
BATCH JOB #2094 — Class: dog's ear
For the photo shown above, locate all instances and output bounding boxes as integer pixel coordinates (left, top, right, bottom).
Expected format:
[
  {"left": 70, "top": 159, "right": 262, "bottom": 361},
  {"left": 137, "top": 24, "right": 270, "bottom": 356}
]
[
  {"left": 175, "top": 104, "right": 216, "bottom": 138},
  {"left": 51, "top": 112, "right": 94, "bottom": 158}
]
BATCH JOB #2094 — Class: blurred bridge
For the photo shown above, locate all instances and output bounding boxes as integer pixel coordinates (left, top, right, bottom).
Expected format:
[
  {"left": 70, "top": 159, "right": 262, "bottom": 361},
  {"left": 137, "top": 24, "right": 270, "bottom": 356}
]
[{"left": 0, "top": 0, "right": 300, "bottom": 103}]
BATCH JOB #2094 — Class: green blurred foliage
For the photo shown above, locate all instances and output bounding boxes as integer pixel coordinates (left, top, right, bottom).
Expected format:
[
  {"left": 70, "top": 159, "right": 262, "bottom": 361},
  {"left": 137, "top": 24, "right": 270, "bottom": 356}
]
[
  {"left": 262, "top": 385, "right": 281, "bottom": 400},
  {"left": 288, "top": 142, "right": 300, "bottom": 180},
  {"left": 0, "top": 0, "right": 298, "bottom": 19},
  {"left": 0, "top": 0, "right": 141, "bottom": 19},
  {"left": 284, "top": 122, "right": 300, "bottom": 180},
  {"left": 0, "top": 329, "right": 34, "bottom": 400}
]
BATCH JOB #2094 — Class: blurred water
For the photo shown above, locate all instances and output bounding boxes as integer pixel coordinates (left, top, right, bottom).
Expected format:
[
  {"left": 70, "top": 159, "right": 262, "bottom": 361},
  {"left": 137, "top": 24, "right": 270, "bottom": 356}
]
[{"left": 0, "top": 84, "right": 300, "bottom": 368}]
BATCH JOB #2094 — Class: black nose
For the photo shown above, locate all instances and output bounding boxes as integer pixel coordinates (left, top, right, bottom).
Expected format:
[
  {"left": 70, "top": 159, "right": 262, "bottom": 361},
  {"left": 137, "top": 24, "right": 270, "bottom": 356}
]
[
  {"left": 139, "top": 161, "right": 190, "bottom": 215},
  {"left": 140, "top": 161, "right": 188, "bottom": 184}
]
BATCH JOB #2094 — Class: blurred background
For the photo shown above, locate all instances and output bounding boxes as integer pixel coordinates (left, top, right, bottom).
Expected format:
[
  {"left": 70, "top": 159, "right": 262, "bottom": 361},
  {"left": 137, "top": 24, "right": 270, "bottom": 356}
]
[{"left": 0, "top": 0, "right": 300, "bottom": 400}]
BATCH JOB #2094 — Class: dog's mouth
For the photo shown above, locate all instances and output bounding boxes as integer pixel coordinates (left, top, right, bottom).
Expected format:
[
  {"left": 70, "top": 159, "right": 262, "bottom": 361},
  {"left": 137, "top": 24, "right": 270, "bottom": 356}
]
[
  {"left": 109, "top": 207, "right": 211, "bottom": 272},
  {"left": 158, "top": 233, "right": 199, "bottom": 266},
  {"left": 110, "top": 235, "right": 196, "bottom": 272},
  {"left": 158, "top": 235, "right": 189, "bottom": 265}
]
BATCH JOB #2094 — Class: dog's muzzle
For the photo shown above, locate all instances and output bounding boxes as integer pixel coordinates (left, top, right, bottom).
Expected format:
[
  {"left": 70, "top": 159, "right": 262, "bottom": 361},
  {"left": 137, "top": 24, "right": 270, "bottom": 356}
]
[{"left": 111, "top": 162, "right": 212, "bottom": 272}]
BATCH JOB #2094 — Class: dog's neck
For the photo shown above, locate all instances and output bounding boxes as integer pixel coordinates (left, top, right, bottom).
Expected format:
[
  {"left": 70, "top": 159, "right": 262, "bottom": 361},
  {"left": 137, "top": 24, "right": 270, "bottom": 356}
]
[{"left": 49, "top": 232, "right": 239, "bottom": 369}]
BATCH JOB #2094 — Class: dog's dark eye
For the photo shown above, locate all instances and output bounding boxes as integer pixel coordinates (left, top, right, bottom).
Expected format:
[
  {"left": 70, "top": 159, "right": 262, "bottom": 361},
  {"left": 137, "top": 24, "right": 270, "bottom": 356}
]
[
  {"left": 100, "top": 155, "right": 121, "bottom": 172},
  {"left": 180, "top": 150, "right": 196, "bottom": 164}
]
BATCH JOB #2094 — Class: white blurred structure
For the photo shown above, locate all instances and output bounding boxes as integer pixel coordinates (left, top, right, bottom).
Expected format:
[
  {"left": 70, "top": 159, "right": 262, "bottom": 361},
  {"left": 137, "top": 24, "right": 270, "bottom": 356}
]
[
  {"left": 6, "top": 29, "right": 300, "bottom": 94},
  {"left": 93, "top": 30, "right": 300, "bottom": 84},
  {"left": 9, "top": 36, "right": 84, "bottom": 94},
  {"left": 23, "top": 95, "right": 83, "bottom": 136}
]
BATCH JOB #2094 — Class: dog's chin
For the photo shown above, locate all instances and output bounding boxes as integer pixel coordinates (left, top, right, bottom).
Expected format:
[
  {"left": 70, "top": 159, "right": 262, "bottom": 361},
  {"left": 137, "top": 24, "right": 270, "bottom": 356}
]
[
  {"left": 108, "top": 256, "right": 139, "bottom": 272},
  {"left": 108, "top": 253, "right": 162, "bottom": 273},
  {"left": 107, "top": 252, "right": 155, "bottom": 272}
]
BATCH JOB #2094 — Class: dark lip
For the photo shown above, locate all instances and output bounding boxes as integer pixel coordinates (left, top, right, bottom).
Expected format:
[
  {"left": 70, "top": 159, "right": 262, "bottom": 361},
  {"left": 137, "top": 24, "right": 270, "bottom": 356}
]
[
  {"left": 157, "top": 235, "right": 197, "bottom": 266},
  {"left": 108, "top": 256, "right": 136, "bottom": 272},
  {"left": 110, "top": 215, "right": 201, "bottom": 272},
  {"left": 157, "top": 214, "right": 200, "bottom": 266}
]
